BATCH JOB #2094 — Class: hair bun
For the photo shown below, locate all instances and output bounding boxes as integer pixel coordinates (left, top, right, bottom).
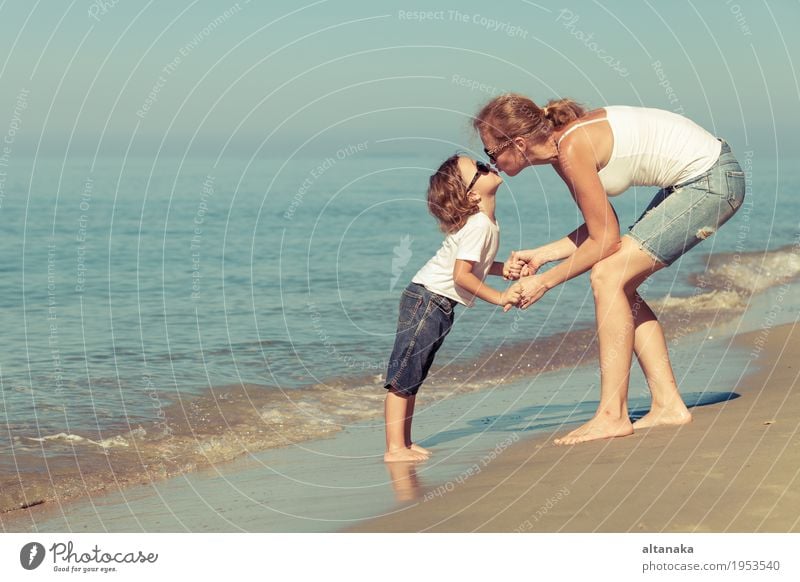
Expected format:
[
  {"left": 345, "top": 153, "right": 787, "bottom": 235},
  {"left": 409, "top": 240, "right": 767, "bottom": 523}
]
[{"left": 473, "top": 93, "right": 586, "bottom": 140}]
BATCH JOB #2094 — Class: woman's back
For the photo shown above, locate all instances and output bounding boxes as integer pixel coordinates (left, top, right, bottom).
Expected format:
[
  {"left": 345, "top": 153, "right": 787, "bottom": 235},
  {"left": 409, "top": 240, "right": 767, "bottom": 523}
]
[{"left": 598, "top": 106, "right": 721, "bottom": 195}]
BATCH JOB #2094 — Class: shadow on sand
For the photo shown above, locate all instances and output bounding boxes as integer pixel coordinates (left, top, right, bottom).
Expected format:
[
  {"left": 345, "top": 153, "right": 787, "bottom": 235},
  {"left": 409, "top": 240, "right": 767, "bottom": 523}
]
[{"left": 420, "top": 391, "right": 740, "bottom": 448}]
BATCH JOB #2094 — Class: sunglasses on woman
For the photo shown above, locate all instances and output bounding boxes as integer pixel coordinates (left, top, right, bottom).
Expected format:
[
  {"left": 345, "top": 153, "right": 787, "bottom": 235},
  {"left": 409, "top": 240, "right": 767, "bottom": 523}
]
[
  {"left": 484, "top": 139, "right": 513, "bottom": 164},
  {"left": 465, "top": 160, "right": 492, "bottom": 192}
]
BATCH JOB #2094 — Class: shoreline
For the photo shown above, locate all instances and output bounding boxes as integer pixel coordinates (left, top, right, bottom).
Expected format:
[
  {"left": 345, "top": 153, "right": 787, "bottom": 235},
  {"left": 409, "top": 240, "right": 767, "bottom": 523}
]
[
  {"left": 2, "top": 282, "right": 798, "bottom": 532},
  {"left": 2, "top": 243, "right": 795, "bottom": 520},
  {"left": 347, "top": 320, "right": 800, "bottom": 532},
  {"left": 0, "top": 280, "right": 770, "bottom": 520}
]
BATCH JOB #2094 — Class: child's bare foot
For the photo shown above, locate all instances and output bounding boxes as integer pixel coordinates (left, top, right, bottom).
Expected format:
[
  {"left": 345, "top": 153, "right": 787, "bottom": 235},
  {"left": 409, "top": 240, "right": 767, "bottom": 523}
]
[
  {"left": 384, "top": 447, "right": 429, "bottom": 463},
  {"left": 409, "top": 443, "right": 431, "bottom": 457},
  {"left": 633, "top": 405, "right": 692, "bottom": 430},
  {"left": 554, "top": 416, "right": 634, "bottom": 445}
]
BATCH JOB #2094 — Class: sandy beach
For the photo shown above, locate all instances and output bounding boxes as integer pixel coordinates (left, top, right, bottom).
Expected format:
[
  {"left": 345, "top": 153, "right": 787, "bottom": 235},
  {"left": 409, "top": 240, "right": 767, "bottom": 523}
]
[
  {"left": 349, "top": 321, "right": 800, "bottom": 532},
  {"left": 3, "top": 285, "right": 798, "bottom": 533}
]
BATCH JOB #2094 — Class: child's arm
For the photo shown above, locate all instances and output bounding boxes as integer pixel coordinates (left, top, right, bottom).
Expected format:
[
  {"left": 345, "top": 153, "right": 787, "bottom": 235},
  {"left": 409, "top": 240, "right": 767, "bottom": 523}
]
[
  {"left": 454, "top": 259, "right": 521, "bottom": 309},
  {"left": 488, "top": 261, "right": 506, "bottom": 277}
]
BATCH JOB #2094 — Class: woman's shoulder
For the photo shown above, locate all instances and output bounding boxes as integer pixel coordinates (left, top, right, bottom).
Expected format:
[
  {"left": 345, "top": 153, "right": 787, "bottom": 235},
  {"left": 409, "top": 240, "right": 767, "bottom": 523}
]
[
  {"left": 555, "top": 108, "right": 615, "bottom": 170},
  {"left": 582, "top": 107, "right": 609, "bottom": 119},
  {"left": 556, "top": 108, "right": 610, "bottom": 147},
  {"left": 559, "top": 108, "right": 609, "bottom": 135},
  {"left": 571, "top": 104, "right": 658, "bottom": 121}
]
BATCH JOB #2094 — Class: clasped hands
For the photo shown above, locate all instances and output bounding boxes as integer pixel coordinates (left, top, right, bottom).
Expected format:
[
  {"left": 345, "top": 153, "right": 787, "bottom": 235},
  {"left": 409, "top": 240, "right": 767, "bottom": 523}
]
[{"left": 501, "top": 251, "right": 548, "bottom": 311}]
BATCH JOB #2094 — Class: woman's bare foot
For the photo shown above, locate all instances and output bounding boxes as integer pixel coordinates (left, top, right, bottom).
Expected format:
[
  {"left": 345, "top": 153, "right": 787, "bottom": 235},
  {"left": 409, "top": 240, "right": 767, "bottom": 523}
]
[
  {"left": 384, "top": 447, "right": 429, "bottom": 463},
  {"left": 554, "top": 415, "right": 634, "bottom": 446},
  {"left": 409, "top": 443, "right": 431, "bottom": 457},
  {"left": 633, "top": 405, "right": 692, "bottom": 430}
]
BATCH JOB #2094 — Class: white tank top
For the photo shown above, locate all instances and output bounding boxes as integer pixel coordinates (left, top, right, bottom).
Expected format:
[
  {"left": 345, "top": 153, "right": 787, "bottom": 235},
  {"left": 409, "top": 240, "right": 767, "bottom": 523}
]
[{"left": 557, "top": 106, "right": 722, "bottom": 196}]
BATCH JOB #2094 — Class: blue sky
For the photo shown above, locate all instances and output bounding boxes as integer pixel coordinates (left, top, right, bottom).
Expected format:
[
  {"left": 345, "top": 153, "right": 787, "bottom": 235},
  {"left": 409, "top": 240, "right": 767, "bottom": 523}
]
[{"left": 0, "top": 0, "right": 798, "bottom": 158}]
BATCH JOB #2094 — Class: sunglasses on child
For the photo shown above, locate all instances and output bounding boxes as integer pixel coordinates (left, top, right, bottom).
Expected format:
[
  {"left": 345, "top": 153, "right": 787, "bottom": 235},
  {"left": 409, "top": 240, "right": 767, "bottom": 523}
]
[{"left": 465, "top": 160, "right": 492, "bottom": 192}]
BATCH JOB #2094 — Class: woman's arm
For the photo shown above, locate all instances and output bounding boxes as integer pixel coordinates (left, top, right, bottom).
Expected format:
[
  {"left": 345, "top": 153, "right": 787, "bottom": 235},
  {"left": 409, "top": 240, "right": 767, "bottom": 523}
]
[
  {"left": 514, "top": 223, "right": 590, "bottom": 273},
  {"left": 536, "top": 138, "right": 621, "bottom": 292}
]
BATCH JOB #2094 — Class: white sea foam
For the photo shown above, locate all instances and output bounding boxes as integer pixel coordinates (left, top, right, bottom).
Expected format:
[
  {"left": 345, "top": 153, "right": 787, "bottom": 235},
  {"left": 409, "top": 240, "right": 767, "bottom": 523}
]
[
  {"left": 25, "top": 433, "right": 126, "bottom": 449},
  {"left": 24, "top": 427, "right": 147, "bottom": 449},
  {"left": 698, "top": 244, "right": 800, "bottom": 295},
  {"left": 652, "top": 290, "right": 746, "bottom": 313}
]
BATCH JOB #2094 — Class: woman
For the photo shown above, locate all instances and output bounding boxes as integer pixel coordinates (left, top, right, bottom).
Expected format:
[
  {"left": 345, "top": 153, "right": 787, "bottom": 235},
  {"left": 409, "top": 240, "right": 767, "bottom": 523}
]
[{"left": 474, "top": 94, "right": 745, "bottom": 445}]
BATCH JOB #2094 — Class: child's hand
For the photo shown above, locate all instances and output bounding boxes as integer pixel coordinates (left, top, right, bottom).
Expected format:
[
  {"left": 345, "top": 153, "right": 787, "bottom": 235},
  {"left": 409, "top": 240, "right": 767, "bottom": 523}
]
[
  {"left": 502, "top": 251, "right": 526, "bottom": 280},
  {"left": 500, "top": 283, "right": 522, "bottom": 312}
]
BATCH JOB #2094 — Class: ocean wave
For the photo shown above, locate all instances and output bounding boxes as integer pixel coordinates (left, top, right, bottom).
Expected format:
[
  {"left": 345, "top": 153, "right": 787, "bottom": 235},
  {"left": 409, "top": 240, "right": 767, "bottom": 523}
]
[
  {"left": 650, "top": 290, "right": 746, "bottom": 313},
  {"left": 23, "top": 428, "right": 147, "bottom": 450},
  {"left": 3, "top": 243, "right": 797, "bottom": 516},
  {"left": 691, "top": 243, "right": 800, "bottom": 295}
]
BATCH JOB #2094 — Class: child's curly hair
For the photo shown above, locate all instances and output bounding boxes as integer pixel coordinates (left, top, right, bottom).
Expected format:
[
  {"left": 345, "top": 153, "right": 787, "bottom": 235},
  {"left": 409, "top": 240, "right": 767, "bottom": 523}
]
[{"left": 427, "top": 155, "right": 480, "bottom": 234}]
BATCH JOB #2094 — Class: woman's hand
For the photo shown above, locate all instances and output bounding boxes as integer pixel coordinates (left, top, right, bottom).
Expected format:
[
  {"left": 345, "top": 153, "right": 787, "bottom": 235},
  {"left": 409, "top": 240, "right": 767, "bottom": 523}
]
[
  {"left": 502, "top": 251, "right": 525, "bottom": 280},
  {"left": 503, "top": 249, "right": 545, "bottom": 280},
  {"left": 517, "top": 275, "right": 548, "bottom": 309},
  {"left": 515, "top": 249, "right": 546, "bottom": 278}
]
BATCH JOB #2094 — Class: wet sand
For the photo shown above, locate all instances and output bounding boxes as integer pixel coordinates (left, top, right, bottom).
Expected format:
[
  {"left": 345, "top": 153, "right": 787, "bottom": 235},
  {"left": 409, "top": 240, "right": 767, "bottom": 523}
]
[
  {"left": 348, "top": 321, "right": 800, "bottom": 532},
  {"left": 3, "top": 306, "right": 797, "bottom": 533},
  {"left": 3, "top": 244, "right": 796, "bottom": 526}
]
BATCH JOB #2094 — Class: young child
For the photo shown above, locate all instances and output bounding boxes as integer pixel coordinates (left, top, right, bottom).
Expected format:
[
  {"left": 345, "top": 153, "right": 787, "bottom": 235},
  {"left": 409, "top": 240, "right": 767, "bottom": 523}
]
[{"left": 383, "top": 155, "right": 522, "bottom": 463}]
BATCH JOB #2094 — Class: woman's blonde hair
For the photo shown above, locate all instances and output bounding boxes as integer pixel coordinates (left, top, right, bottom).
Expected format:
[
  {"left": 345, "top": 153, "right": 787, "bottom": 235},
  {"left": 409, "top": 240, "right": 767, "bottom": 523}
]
[
  {"left": 427, "top": 155, "right": 480, "bottom": 234},
  {"left": 473, "top": 93, "right": 586, "bottom": 144}
]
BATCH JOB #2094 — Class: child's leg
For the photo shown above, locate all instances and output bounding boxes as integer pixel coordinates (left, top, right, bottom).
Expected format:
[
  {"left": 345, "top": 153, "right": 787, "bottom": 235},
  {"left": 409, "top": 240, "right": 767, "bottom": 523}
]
[
  {"left": 384, "top": 459, "right": 422, "bottom": 501},
  {"left": 404, "top": 395, "right": 430, "bottom": 456},
  {"left": 384, "top": 388, "right": 428, "bottom": 462}
]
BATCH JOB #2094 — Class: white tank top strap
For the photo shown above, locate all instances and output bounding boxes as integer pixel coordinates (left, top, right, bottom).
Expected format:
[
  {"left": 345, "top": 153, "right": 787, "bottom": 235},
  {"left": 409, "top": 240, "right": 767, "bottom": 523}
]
[{"left": 556, "top": 117, "right": 607, "bottom": 147}]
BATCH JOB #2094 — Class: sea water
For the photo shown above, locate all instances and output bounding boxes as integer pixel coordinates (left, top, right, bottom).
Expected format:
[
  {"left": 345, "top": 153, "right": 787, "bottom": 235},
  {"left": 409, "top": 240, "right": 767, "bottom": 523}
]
[{"left": 0, "top": 150, "right": 797, "bottom": 513}]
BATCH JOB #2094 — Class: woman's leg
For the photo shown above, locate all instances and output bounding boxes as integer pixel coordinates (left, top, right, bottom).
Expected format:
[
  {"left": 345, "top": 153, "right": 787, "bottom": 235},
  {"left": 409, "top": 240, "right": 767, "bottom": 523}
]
[
  {"left": 554, "top": 238, "right": 666, "bottom": 445},
  {"left": 629, "top": 292, "right": 692, "bottom": 428}
]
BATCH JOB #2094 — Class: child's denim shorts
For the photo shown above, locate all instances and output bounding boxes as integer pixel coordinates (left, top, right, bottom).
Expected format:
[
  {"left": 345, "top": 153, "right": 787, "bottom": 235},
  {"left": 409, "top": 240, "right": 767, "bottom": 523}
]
[
  {"left": 627, "top": 139, "right": 746, "bottom": 266},
  {"left": 385, "top": 283, "right": 456, "bottom": 397}
]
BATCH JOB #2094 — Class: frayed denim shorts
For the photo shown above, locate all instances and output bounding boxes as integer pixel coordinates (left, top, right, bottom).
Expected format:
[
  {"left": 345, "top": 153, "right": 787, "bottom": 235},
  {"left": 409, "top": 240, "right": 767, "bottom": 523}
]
[
  {"left": 626, "top": 139, "right": 746, "bottom": 266},
  {"left": 385, "top": 283, "right": 456, "bottom": 397}
]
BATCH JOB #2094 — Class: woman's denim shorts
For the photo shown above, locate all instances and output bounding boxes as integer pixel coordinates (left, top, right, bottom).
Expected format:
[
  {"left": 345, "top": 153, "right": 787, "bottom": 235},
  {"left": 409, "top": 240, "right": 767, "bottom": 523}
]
[
  {"left": 627, "top": 139, "right": 746, "bottom": 266},
  {"left": 385, "top": 283, "right": 456, "bottom": 397}
]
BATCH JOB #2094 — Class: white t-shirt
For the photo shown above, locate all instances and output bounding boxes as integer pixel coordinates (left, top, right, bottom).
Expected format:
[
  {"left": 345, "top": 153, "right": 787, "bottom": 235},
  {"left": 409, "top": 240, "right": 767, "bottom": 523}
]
[{"left": 412, "top": 212, "right": 500, "bottom": 307}]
